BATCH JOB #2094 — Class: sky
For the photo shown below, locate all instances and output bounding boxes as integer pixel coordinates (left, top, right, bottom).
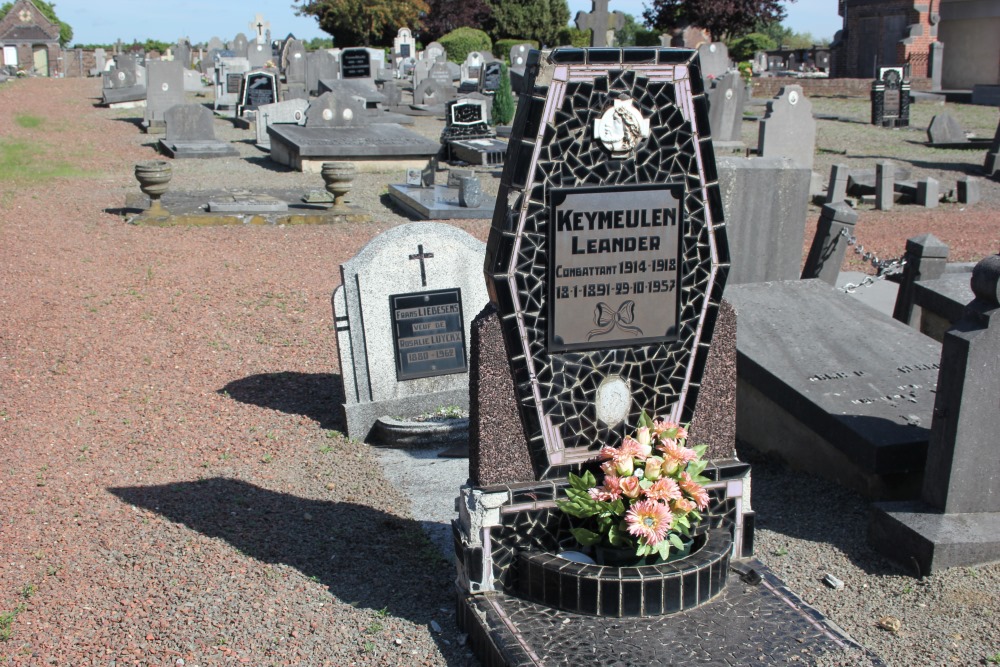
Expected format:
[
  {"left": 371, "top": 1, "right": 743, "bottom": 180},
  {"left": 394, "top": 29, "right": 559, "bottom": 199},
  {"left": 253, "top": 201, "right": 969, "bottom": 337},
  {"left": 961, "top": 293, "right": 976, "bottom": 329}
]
[{"left": 57, "top": 0, "right": 841, "bottom": 47}]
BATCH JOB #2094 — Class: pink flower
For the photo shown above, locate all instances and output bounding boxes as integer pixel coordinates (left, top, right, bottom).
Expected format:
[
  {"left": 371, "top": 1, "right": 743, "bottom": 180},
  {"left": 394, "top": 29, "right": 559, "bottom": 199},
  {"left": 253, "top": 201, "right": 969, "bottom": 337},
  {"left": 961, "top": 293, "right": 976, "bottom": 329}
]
[
  {"left": 619, "top": 475, "right": 642, "bottom": 499},
  {"left": 600, "top": 460, "right": 617, "bottom": 477},
  {"left": 636, "top": 426, "right": 652, "bottom": 449},
  {"left": 656, "top": 438, "right": 698, "bottom": 465},
  {"left": 643, "top": 456, "right": 664, "bottom": 481},
  {"left": 589, "top": 475, "right": 623, "bottom": 502},
  {"left": 671, "top": 497, "right": 696, "bottom": 515},
  {"left": 620, "top": 436, "right": 650, "bottom": 460},
  {"left": 626, "top": 499, "right": 673, "bottom": 545},
  {"left": 653, "top": 419, "right": 688, "bottom": 441},
  {"left": 645, "top": 477, "right": 681, "bottom": 502},
  {"left": 679, "top": 472, "right": 710, "bottom": 510}
]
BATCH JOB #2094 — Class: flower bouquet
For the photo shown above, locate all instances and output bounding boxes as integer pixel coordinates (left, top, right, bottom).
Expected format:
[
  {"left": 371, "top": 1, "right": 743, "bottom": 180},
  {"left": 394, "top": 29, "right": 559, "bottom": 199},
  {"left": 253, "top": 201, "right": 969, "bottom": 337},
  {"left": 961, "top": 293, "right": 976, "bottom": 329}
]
[{"left": 557, "top": 413, "right": 711, "bottom": 565}]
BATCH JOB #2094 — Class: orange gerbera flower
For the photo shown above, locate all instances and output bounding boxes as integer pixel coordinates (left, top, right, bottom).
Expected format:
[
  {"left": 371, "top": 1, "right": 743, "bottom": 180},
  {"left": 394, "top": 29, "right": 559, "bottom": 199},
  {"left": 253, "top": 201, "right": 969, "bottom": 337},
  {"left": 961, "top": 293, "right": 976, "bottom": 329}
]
[{"left": 679, "top": 472, "right": 710, "bottom": 510}]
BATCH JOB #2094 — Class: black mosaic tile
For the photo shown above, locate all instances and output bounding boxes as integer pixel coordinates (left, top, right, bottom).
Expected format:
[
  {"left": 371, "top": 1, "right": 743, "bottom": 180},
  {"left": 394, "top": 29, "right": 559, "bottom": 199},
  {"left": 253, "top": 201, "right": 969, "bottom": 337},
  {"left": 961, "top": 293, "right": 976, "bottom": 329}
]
[
  {"left": 550, "top": 48, "right": 585, "bottom": 64},
  {"left": 742, "top": 511, "right": 756, "bottom": 558},
  {"left": 657, "top": 48, "right": 694, "bottom": 64},
  {"left": 623, "top": 48, "right": 658, "bottom": 64},
  {"left": 663, "top": 575, "right": 681, "bottom": 613}
]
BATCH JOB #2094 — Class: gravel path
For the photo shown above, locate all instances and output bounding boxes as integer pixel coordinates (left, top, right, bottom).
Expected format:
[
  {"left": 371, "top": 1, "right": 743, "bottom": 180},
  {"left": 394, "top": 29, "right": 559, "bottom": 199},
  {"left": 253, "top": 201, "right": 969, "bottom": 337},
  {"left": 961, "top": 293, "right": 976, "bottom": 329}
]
[{"left": 0, "top": 77, "right": 997, "bottom": 666}]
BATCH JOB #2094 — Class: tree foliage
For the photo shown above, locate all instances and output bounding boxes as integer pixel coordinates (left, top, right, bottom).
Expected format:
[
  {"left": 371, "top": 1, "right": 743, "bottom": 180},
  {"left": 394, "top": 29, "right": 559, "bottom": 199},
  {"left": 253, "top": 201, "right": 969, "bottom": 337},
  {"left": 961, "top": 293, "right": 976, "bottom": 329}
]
[
  {"left": 485, "top": 0, "right": 569, "bottom": 47},
  {"left": 756, "top": 21, "right": 823, "bottom": 49},
  {"left": 293, "top": 0, "right": 428, "bottom": 47},
  {"left": 438, "top": 27, "right": 491, "bottom": 64},
  {"left": 727, "top": 32, "right": 775, "bottom": 60},
  {"left": 421, "top": 0, "right": 492, "bottom": 44},
  {"left": 643, "top": 0, "right": 789, "bottom": 41},
  {"left": 491, "top": 62, "right": 515, "bottom": 126},
  {"left": 0, "top": 0, "right": 72, "bottom": 46}
]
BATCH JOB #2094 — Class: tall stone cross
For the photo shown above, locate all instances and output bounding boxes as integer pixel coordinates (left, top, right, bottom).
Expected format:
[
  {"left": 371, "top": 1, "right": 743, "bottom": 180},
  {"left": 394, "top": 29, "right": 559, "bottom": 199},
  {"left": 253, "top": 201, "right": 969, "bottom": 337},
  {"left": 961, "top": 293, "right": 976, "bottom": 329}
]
[
  {"left": 409, "top": 244, "right": 435, "bottom": 286},
  {"left": 575, "top": 0, "right": 627, "bottom": 48},
  {"left": 249, "top": 14, "right": 270, "bottom": 45}
]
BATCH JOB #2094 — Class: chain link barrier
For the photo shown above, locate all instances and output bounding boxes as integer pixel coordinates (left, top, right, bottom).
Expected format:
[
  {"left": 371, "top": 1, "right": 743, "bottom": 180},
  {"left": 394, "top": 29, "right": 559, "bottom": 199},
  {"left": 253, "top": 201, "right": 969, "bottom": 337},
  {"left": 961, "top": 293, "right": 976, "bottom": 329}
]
[{"left": 838, "top": 228, "right": 908, "bottom": 293}]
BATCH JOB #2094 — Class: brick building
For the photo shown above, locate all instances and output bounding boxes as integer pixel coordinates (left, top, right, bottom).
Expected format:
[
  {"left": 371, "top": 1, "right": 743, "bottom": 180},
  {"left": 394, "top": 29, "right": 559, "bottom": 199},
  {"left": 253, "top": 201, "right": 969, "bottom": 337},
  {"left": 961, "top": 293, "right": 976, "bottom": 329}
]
[
  {"left": 831, "top": 0, "right": 939, "bottom": 79},
  {"left": 0, "top": 0, "right": 61, "bottom": 76}
]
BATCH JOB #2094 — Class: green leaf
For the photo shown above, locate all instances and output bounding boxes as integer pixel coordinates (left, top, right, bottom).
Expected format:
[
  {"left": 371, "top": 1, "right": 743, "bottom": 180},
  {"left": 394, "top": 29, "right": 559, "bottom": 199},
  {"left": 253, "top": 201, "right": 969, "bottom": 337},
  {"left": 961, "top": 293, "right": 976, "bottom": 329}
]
[
  {"left": 655, "top": 540, "right": 671, "bottom": 559},
  {"left": 639, "top": 478, "right": 653, "bottom": 490},
  {"left": 639, "top": 410, "right": 654, "bottom": 429},
  {"left": 636, "top": 543, "right": 651, "bottom": 556},
  {"left": 608, "top": 523, "right": 626, "bottom": 547},
  {"left": 687, "top": 460, "right": 708, "bottom": 477},
  {"left": 675, "top": 515, "right": 690, "bottom": 529},
  {"left": 692, "top": 444, "right": 708, "bottom": 458},
  {"left": 668, "top": 533, "right": 684, "bottom": 550},
  {"left": 581, "top": 470, "right": 597, "bottom": 488},
  {"left": 570, "top": 527, "right": 602, "bottom": 546}
]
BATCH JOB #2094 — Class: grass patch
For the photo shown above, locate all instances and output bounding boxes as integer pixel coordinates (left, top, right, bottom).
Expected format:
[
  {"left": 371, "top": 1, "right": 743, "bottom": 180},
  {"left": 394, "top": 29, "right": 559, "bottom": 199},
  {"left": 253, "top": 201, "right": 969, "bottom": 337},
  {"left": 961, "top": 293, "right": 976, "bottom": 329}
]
[
  {"left": 14, "top": 114, "right": 43, "bottom": 129},
  {"left": 0, "top": 604, "right": 25, "bottom": 642},
  {"left": 0, "top": 140, "right": 88, "bottom": 184}
]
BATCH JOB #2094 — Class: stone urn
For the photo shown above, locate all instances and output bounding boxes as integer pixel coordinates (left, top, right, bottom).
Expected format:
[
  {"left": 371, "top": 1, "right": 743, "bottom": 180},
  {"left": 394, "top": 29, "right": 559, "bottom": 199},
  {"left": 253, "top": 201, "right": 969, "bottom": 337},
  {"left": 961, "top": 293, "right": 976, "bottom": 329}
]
[
  {"left": 320, "top": 162, "right": 358, "bottom": 209},
  {"left": 134, "top": 160, "right": 172, "bottom": 214}
]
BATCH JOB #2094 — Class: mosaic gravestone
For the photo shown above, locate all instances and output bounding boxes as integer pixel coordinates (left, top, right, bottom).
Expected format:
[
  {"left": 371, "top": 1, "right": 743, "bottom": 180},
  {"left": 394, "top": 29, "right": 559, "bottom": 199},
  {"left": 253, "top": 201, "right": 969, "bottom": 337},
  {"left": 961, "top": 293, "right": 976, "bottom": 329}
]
[
  {"left": 481, "top": 47, "right": 729, "bottom": 476},
  {"left": 332, "top": 223, "right": 490, "bottom": 439},
  {"left": 236, "top": 70, "right": 277, "bottom": 116},
  {"left": 871, "top": 67, "right": 910, "bottom": 128}
]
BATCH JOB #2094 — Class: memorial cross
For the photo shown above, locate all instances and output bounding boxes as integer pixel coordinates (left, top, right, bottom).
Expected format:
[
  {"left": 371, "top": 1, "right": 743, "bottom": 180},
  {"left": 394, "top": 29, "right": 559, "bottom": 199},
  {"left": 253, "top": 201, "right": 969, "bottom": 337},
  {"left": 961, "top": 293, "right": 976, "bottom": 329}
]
[
  {"left": 574, "top": 0, "right": 626, "bottom": 48},
  {"left": 409, "top": 244, "right": 435, "bottom": 286},
  {"left": 249, "top": 14, "right": 270, "bottom": 44}
]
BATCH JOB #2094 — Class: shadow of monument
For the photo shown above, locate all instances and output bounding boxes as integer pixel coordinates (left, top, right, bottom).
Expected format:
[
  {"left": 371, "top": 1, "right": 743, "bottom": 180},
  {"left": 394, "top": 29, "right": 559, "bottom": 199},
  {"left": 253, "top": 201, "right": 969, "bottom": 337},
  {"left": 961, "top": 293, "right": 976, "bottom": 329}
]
[
  {"left": 108, "top": 478, "right": 463, "bottom": 651},
  {"left": 220, "top": 371, "right": 343, "bottom": 431}
]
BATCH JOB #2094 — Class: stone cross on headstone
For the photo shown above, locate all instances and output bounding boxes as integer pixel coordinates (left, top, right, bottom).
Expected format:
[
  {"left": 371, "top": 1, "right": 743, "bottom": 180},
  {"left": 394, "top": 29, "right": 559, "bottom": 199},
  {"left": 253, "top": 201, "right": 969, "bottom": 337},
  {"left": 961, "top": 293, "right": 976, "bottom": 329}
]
[
  {"left": 575, "top": 0, "right": 626, "bottom": 47},
  {"left": 249, "top": 14, "right": 270, "bottom": 45},
  {"left": 409, "top": 244, "right": 435, "bottom": 286}
]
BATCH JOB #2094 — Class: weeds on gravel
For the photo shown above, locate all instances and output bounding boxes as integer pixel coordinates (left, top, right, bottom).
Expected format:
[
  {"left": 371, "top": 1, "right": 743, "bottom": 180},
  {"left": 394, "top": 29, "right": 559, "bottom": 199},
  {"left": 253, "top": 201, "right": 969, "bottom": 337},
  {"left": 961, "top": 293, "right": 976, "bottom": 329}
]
[
  {"left": 987, "top": 653, "right": 1000, "bottom": 665},
  {"left": 0, "top": 140, "right": 86, "bottom": 184},
  {"left": 14, "top": 114, "right": 43, "bottom": 129},
  {"left": 0, "top": 604, "right": 25, "bottom": 642}
]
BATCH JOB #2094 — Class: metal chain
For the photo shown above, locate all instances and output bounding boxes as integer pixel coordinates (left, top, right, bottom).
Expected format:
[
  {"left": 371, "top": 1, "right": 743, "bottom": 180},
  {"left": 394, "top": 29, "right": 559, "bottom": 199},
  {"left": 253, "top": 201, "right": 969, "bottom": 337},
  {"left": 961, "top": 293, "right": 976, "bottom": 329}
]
[{"left": 838, "top": 228, "right": 908, "bottom": 293}]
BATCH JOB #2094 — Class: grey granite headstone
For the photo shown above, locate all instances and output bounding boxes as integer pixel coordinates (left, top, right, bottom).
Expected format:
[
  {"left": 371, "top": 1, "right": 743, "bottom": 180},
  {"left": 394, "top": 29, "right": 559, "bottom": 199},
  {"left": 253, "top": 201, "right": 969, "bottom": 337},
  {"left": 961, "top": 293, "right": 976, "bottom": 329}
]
[
  {"left": 876, "top": 161, "right": 894, "bottom": 210},
  {"left": 232, "top": 33, "right": 249, "bottom": 59},
  {"left": 304, "top": 91, "right": 367, "bottom": 127},
  {"left": 317, "top": 79, "right": 385, "bottom": 108},
  {"left": 254, "top": 98, "right": 309, "bottom": 147},
  {"left": 213, "top": 56, "right": 250, "bottom": 110},
  {"left": 429, "top": 62, "right": 453, "bottom": 86},
  {"left": 332, "top": 222, "right": 490, "bottom": 440},
  {"left": 706, "top": 71, "right": 745, "bottom": 143},
  {"left": 825, "top": 163, "right": 849, "bottom": 205},
  {"left": 306, "top": 50, "right": 338, "bottom": 94},
  {"left": 927, "top": 112, "right": 966, "bottom": 145},
  {"left": 284, "top": 39, "right": 307, "bottom": 98},
  {"left": 758, "top": 85, "right": 815, "bottom": 171},
  {"left": 413, "top": 79, "right": 454, "bottom": 107},
  {"left": 159, "top": 104, "right": 239, "bottom": 158},
  {"left": 248, "top": 41, "right": 270, "bottom": 69},
  {"left": 422, "top": 42, "right": 445, "bottom": 63},
  {"left": 207, "top": 37, "right": 225, "bottom": 53},
  {"left": 717, "top": 156, "right": 810, "bottom": 285},
  {"left": 144, "top": 60, "right": 185, "bottom": 125},
  {"left": 268, "top": 123, "right": 439, "bottom": 170},
  {"left": 727, "top": 279, "right": 942, "bottom": 497},
  {"left": 458, "top": 176, "right": 482, "bottom": 208},
  {"left": 175, "top": 40, "right": 191, "bottom": 69},
  {"left": 870, "top": 254, "right": 1000, "bottom": 573},
  {"left": 917, "top": 177, "right": 939, "bottom": 208},
  {"left": 697, "top": 42, "right": 730, "bottom": 80},
  {"left": 957, "top": 176, "right": 980, "bottom": 205},
  {"left": 801, "top": 202, "right": 858, "bottom": 285},
  {"left": 509, "top": 44, "right": 532, "bottom": 69}
]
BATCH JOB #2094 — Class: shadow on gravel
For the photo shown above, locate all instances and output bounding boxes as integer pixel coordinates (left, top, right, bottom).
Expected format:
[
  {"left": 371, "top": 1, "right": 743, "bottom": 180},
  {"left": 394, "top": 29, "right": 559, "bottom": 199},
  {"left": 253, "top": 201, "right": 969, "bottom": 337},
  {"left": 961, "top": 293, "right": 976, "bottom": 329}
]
[
  {"left": 220, "top": 372, "right": 344, "bottom": 430},
  {"left": 243, "top": 156, "right": 296, "bottom": 172},
  {"left": 109, "top": 478, "right": 467, "bottom": 661},
  {"left": 850, "top": 154, "right": 986, "bottom": 176},
  {"left": 735, "top": 442, "right": 912, "bottom": 578}
]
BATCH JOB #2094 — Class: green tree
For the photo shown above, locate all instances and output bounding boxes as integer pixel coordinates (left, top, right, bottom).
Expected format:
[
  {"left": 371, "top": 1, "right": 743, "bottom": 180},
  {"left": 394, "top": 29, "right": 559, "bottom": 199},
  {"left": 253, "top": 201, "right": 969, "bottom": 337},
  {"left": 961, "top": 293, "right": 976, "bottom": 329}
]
[
  {"left": 292, "top": 0, "right": 428, "bottom": 47},
  {"left": 438, "top": 27, "right": 491, "bottom": 64},
  {"left": 643, "top": 0, "right": 789, "bottom": 41},
  {"left": 727, "top": 32, "right": 775, "bottom": 61},
  {"left": 485, "top": 0, "right": 569, "bottom": 47},
  {"left": 0, "top": 0, "right": 72, "bottom": 46},
  {"left": 491, "top": 62, "right": 515, "bottom": 126},
  {"left": 755, "top": 21, "right": 822, "bottom": 49}
]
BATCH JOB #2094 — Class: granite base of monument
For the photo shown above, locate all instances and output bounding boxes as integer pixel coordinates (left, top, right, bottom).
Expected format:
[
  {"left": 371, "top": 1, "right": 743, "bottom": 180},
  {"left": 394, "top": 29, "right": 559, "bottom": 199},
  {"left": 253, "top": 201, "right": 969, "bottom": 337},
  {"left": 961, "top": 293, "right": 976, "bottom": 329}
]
[
  {"left": 448, "top": 138, "right": 507, "bottom": 166},
  {"left": 387, "top": 183, "right": 496, "bottom": 220},
  {"left": 158, "top": 139, "right": 240, "bottom": 159},
  {"left": 268, "top": 123, "right": 439, "bottom": 172},
  {"left": 101, "top": 86, "right": 146, "bottom": 106},
  {"left": 727, "top": 279, "right": 942, "bottom": 499}
]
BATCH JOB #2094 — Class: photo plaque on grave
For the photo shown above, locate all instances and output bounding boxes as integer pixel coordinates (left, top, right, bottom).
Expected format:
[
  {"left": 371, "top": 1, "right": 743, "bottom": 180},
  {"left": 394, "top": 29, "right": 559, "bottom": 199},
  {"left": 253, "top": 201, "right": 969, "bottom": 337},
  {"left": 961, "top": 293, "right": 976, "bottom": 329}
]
[
  {"left": 390, "top": 288, "right": 467, "bottom": 380},
  {"left": 341, "top": 49, "right": 372, "bottom": 79},
  {"left": 549, "top": 184, "right": 683, "bottom": 352}
]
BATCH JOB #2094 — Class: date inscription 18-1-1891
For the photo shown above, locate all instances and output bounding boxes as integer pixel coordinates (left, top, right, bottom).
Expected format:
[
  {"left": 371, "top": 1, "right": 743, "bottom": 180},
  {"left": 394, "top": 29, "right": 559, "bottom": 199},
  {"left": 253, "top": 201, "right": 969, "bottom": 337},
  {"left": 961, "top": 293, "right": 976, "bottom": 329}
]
[{"left": 548, "top": 185, "right": 683, "bottom": 353}]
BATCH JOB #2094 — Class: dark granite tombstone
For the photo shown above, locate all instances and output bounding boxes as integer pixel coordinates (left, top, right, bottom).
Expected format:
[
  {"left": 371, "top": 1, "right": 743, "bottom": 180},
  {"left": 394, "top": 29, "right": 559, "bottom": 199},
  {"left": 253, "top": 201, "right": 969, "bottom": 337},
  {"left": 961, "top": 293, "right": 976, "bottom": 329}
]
[
  {"left": 340, "top": 48, "right": 371, "bottom": 79},
  {"left": 159, "top": 104, "right": 239, "bottom": 159},
  {"left": 870, "top": 254, "right": 1000, "bottom": 574},
  {"left": 441, "top": 98, "right": 494, "bottom": 143},
  {"left": 871, "top": 67, "right": 910, "bottom": 128},
  {"left": 236, "top": 70, "right": 277, "bottom": 116},
  {"left": 984, "top": 117, "right": 1000, "bottom": 178},
  {"left": 479, "top": 61, "right": 502, "bottom": 95},
  {"left": 332, "top": 223, "right": 489, "bottom": 439}
]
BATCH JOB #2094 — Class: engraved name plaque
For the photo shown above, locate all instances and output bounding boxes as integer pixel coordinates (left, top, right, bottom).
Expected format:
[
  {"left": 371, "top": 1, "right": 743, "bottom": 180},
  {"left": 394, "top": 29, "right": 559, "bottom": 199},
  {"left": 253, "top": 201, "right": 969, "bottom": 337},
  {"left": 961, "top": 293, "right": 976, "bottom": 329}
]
[
  {"left": 390, "top": 288, "right": 467, "bottom": 380},
  {"left": 548, "top": 185, "right": 683, "bottom": 352}
]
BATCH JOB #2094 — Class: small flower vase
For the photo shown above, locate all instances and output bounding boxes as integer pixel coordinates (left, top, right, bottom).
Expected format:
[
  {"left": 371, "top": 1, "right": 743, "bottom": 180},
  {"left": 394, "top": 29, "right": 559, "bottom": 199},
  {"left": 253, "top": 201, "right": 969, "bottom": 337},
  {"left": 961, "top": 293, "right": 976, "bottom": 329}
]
[
  {"left": 320, "top": 161, "right": 357, "bottom": 209},
  {"left": 134, "top": 160, "right": 172, "bottom": 214}
]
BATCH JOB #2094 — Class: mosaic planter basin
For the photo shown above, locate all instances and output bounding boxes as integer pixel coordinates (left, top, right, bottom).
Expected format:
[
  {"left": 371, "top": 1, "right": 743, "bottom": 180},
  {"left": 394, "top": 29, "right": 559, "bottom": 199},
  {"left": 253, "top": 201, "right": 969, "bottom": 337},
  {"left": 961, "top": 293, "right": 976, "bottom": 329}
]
[{"left": 516, "top": 526, "right": 732, "bottom": 617}]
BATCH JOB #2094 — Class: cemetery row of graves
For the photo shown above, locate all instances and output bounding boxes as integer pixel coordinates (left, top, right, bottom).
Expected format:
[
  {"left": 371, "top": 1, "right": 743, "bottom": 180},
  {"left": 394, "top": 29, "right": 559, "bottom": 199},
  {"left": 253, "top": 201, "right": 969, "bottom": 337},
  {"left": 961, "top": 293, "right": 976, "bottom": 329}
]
[{"left": 2, "top": 11, "right": 999, "bottom": 665}]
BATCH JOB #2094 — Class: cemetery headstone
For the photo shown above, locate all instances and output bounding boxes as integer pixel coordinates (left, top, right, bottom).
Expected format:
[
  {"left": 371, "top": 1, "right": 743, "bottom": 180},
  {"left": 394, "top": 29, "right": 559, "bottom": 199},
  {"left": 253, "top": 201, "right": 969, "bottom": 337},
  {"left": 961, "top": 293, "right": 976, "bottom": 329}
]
[
  {"left": 574, "top": 0, "right": 626, "bottom": 47},
  {"left": 101, "top": 54, "right": 146, "bottom": 105},
  {"left": 207, "top": 37, "right": 225, "bottom": 53},
  {"left": 213, "top": 56, "right": 250, "bottom": 111},
  {"left": 248, "top": 13, "right": 270, "bottom": 44},
  {"left": 706, "top": 70, "right": 745, "bottom": 143},
  {"left": 393, "top": 27, "right": 415, "bottom": 65},
  {"left": 801, "top": 202, "right": 858, "bottom": 285},
  {"left": 509, "top": 44, "right": 531, "bottom": 69},
  {"left": 441, "top": 98, "right": 494, "bottom": 143},
  {"left": 459, "top": 52, "right": 483, "bottom": 92},
  {"left": 422, "top": 42, "right": 445, "bottom": 63},
  {"left": 174, "top": 40, "right": 191, "bottom": 69},
  {"left": 697, "top": 42, "right": 730, "bottom": 80},
  {"left": 917, "top": 177, "right": 940, "bottom": 208},
  {"left": 236, "top": 70, "right": 278, "bottom": 116},
  {"left": 757, "top": 85, "right": 815, "bottom": 171},
  {"left": 825, "top": 163, "right": 850, "bottom": 205},
  {"left": 340, "top": 48, "right": 372, "bottom": 80},
  {"left": 871, "top": 67, "right": 910, "bottom": 128},
  {"left": 159, "top": 104, "right": 239, "bottom": 158},
  {"left": 985, "top": 118, "right": 1000, "bottom": 178},
  {"left": 870, "top": 253, "right": 1000, "bottom": 573},
  {"left": 232, "top": 33, "right": 249, "bottom": 59},
  {"left": 248, "top": 41, "right": 270, "bottom": 68},
  {"left": 413, "top": 79, "right": 454, "bottom": 107},
  {"left": 876, "top": 160, "right": 894, "bottom": 210},
  {"left": 332, "top": 222, "right": 490, "bottom": 439},
  {"left": 927, "top": 112, "right": 966, "bottom": 145},
  {"left": 428, "top": 62, "right": 453, "bottom": 86},
  {"left": 254, "top": 97, "right": 309, "bottom": 148},
  {"left": 283, "top": 39, "right": 307, "bottom": 99},
  {"left": 479, "top": 61, "right": 502, "bottom": 95},
  {"left": 144, "top": 59, "right": 186, "bottom": 127},
  {"left": 304, "top": 91, "right": 367, "bottom": 128}
]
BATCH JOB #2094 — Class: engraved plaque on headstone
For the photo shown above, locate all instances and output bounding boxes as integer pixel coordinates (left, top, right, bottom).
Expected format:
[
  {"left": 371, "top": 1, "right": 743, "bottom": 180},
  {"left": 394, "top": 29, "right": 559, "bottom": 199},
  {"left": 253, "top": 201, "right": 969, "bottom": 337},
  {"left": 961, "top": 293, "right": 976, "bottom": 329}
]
[
  {"left": 400, "top": 43, "right": 411, "bottom": 58},
  {"left": 341, "top": 49, "right": 371, "bottom": 78},
  {"left": 227, "top": 73, "right": 242, "bottom": 93},
  {"left": 549, "top": 185, "right": 682, "bottom": 352},
  {"left": 390, "top": 288, "right": 468, "bottom": 380}
]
